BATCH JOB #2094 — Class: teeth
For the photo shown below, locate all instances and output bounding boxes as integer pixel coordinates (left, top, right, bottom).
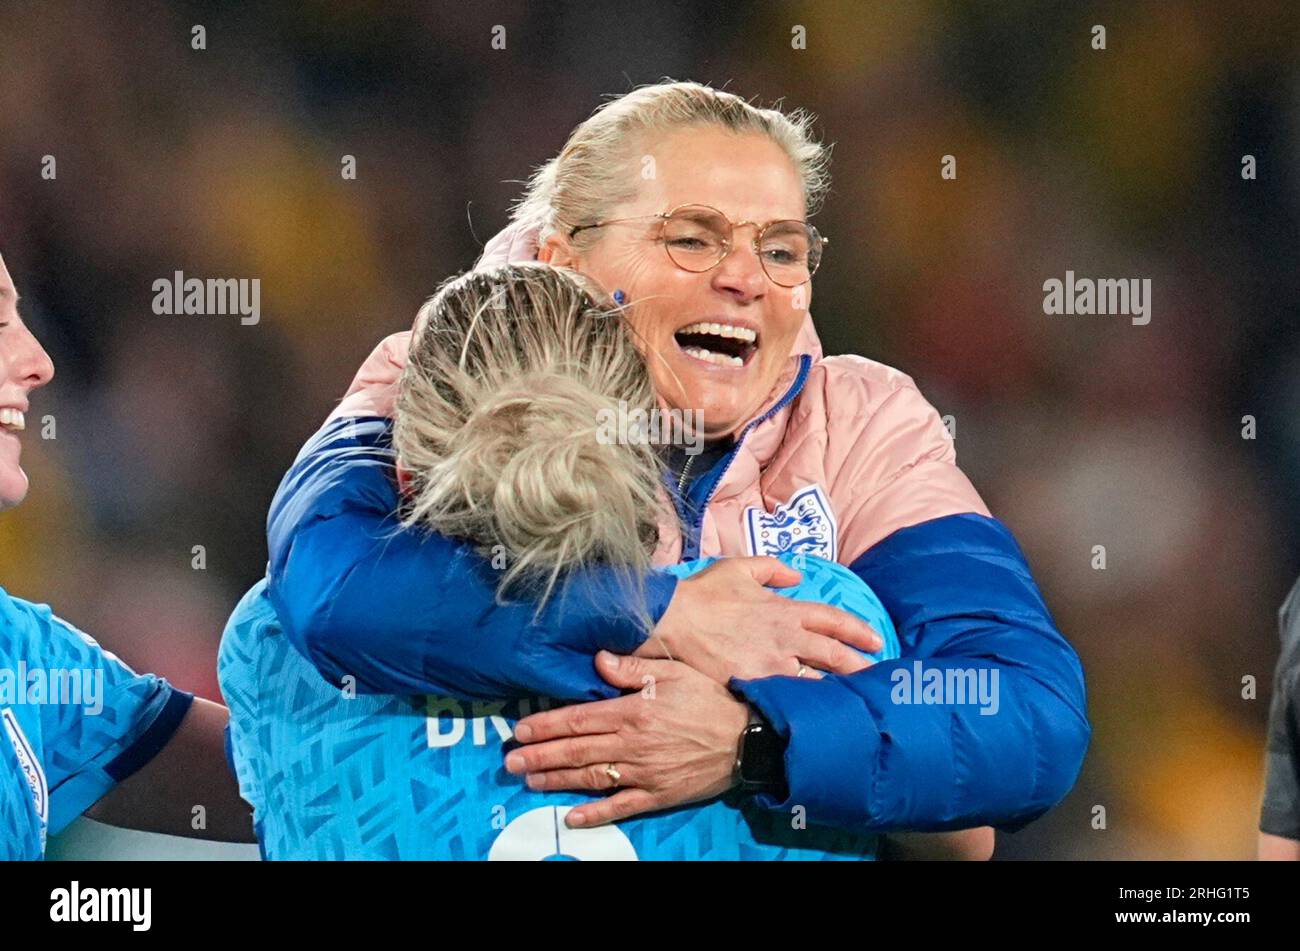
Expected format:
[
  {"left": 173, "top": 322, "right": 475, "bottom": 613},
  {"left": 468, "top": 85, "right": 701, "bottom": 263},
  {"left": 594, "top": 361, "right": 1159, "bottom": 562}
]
[
  {"left": 677, "top": 321, "right": 757, "bottom": 343},
  {"left": 0, "top": 409, "right": 25, "bottom": 432},
  {"left": 682, "top": 346, "right": 744, "bottom": 368}
]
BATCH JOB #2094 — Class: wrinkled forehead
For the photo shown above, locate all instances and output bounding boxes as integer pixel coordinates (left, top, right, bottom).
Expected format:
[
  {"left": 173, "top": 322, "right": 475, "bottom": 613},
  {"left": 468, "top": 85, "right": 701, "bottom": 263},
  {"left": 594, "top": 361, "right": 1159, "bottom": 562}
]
[{"left": 629, "top": 127, "right": 807, "bottom": 223}]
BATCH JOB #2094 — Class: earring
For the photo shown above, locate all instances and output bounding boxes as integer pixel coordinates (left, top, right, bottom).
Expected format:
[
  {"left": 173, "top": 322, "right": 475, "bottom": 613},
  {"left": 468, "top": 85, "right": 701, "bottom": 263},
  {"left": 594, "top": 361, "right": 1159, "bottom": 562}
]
[{"left": 613, "top": 289, "right": 627, "bottom": 305}]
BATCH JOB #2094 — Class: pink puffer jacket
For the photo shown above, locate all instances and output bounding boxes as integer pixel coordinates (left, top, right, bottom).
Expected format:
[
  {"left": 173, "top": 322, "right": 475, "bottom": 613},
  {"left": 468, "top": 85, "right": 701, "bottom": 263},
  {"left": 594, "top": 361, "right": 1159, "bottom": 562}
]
[{"left": 329, "top": 223, "right": 990, "bottom": 567}]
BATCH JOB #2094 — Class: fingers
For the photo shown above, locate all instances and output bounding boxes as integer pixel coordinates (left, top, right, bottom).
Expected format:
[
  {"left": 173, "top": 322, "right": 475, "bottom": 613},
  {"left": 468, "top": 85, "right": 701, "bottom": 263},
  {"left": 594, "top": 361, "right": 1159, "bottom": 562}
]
[
  {"left": 505, "top": 734, "right": 623, "bottom": 775},
  {"left": 737, "top": 556, "right": 802, "bottom": 589},
  {"left": 513, "top": 696, "right": 629, "bottom": 744},
  {"left": 795, "top": 633, "right": 868, "bottom": 676},
  {"left": 594, "top": 650, "right": 680, "bottom": 691},
  {"left": 524, "top": 762, "right": 630, "bottom": 793},
  {"left": 798, "top": 602, "right": 883, "bottom": 653},
  {"left": 566, "top": 788, "right": 660, "bottom": 828},
  {"left": 787, "top": 656, "right": 825, "bottom": 680}
]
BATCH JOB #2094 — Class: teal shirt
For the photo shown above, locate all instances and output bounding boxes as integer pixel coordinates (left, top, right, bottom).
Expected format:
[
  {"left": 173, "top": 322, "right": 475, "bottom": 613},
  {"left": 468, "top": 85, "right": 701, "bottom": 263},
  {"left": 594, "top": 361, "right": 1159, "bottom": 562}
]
[
  {"left": 0, "top": 588, "right": 192, "bottom": 859},
  {"left": 219, "top": 553, "right": 899, "bottom": 860}
]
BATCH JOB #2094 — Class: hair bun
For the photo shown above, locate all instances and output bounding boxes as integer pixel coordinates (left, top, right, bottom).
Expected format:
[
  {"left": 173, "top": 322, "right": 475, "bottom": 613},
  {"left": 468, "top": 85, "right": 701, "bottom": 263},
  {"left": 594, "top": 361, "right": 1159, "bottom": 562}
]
[{"left": 393, "top": 264, "right": 665, "bottom": 615}]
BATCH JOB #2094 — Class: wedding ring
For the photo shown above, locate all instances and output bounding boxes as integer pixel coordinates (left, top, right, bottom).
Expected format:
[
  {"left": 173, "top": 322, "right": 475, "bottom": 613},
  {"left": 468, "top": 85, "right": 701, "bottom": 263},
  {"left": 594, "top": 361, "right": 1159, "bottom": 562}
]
[
  {"left": 604, "top": 764, "right": 622, "bottom": 784},
  {"left": 796, "top": 664, "right": 809, "bottom": 678}
]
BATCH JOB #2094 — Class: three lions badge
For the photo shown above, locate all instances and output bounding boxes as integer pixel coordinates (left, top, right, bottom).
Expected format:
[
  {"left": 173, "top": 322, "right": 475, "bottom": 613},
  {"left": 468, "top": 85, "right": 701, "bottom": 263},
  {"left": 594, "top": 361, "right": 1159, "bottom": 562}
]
[{"left": 744, "top": 485, "right": 838, "bottom": 560}]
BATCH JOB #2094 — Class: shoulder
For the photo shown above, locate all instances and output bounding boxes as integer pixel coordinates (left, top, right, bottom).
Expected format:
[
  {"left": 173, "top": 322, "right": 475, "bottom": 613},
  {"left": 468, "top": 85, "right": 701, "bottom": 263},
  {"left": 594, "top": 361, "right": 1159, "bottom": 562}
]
[
  {"left": 0, "top": 590, "right": 65, "bottom": 651},
  {"left": 273, "top": 415, "right": 398, "bottom": 527},
  {"left": 800, "top": 354, "right": 933, "bottom": 414},
  {"left": 220, "top": 580, "right": 280, "bottom": 649},
  {"left": 0, "top": 589, "right": 133, "bottom": 677},
  {"left": 791, "top": 354, "right": 948, "bottom": 448},
  {"left": 329, "top": 331, "right": 411, "bottom": 422},
  {"left": 0, "top": 587, "right": 38, "bottom": 656},
  {"left": 815, "top": 353, "right": 919, "bottom": 392}
]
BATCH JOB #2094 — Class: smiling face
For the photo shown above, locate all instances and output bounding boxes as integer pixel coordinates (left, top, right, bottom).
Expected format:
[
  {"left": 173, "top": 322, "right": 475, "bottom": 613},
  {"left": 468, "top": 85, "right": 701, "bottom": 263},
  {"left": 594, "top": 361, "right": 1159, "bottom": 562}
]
[
  {"left": 0, "top": 253, "right": 56, "bottom": 510},
  {"left": 541, "top": 126, "right": 812, "bottom": 440}
]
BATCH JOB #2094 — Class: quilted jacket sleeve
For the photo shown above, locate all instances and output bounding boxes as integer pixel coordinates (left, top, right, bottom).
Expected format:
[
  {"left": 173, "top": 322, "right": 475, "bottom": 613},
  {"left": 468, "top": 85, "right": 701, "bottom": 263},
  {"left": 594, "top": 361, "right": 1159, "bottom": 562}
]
[{"left": 732, "top": 375, "right": 1089, "bottom": 832}]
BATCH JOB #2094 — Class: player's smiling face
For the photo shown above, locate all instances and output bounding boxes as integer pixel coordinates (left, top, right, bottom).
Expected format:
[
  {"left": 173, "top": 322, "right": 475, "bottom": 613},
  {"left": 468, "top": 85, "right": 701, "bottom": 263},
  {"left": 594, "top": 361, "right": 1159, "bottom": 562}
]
[
  {"left": 0, "top": 253, "right": 55, "bottom": 511},
  {"left": 541, "top": 127, "right": 812, "bottom": 440}
]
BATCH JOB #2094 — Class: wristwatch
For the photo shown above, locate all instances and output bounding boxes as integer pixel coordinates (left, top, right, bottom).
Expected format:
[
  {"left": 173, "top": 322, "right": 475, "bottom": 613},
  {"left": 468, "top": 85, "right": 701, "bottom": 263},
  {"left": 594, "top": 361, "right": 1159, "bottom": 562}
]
[{"left": 735, "top": 706, "right": 789, "bottom": 796}]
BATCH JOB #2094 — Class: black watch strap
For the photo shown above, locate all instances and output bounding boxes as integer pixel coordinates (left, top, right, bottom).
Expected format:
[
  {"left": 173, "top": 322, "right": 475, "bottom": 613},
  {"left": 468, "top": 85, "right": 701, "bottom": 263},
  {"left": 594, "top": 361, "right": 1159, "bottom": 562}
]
[{"left": 735, "top": 707, "right": 789, "bottom": 796}]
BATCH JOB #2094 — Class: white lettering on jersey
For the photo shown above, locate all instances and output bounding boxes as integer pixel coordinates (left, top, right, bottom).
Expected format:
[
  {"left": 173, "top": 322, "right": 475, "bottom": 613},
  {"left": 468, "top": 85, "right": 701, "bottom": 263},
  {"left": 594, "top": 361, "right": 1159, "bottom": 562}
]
[
  {"left": 425, "top": 695, "right": 556, "bottom": 748},
  {"left": 425, "top": 696, "right": 466, "bottom": 748},
  {"left": 469, "top": 701, "right": 512, "bottom": 745}
]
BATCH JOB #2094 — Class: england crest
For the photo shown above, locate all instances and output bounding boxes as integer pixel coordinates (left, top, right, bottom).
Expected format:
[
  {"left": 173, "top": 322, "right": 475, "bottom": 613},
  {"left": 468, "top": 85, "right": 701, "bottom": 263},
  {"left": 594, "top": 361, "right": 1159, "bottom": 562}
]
[{"left": 744, "top": 485, "right": 838, "bottom": 560}]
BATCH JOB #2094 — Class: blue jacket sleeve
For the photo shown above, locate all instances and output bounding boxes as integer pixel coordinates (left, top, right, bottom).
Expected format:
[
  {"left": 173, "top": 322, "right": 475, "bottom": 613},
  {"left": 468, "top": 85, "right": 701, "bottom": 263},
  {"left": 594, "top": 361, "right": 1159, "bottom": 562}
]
[
  {"left": 731, "top": 513, "right": 1090, "bottom": 833},
  {"left": 265, "top": 416, "right": 678, "bottom": 701}
]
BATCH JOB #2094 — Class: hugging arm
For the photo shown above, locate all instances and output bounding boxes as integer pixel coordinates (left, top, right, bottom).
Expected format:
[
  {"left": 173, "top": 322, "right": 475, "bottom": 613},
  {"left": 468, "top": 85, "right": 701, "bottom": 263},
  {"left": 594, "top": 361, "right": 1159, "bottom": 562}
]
[
  {"left": 508, "top": 515, "right": 1081, "bottom": 842},
  {"left": 266, "top": 415, "right": 677, "bottom": 702},
  {"left": 732, "top": 513, "right": 1091, "bottom": 832},
  {"left": 728, "top": 380, "right": 1088, "bottom": 833},
  {"left": 507, "top": 379, "right": 1086, "bottom": 838}
]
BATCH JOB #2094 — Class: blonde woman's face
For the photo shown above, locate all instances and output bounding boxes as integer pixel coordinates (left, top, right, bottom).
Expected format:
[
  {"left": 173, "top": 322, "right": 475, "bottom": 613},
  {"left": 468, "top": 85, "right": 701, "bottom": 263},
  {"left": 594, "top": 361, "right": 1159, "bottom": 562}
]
[
  {"left": 545, "top": 127, "right": 812, "bottom": 440},
  {"left": 0, "top": 253, "right": 55, "bottom": 510}
]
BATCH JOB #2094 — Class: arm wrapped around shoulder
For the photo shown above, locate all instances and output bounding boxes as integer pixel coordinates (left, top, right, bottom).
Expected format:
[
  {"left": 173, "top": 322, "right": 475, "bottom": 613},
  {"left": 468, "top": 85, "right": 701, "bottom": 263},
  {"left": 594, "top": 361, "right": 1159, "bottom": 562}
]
[
  {"left": 734, "top": 513, "right": 1090, "bottom": 832},
  {"left": 732, "top": 367, "right": 1087, "bottom": 832},
  {"left": 265, "top": 265, "right": 684, "bottom": 701}
]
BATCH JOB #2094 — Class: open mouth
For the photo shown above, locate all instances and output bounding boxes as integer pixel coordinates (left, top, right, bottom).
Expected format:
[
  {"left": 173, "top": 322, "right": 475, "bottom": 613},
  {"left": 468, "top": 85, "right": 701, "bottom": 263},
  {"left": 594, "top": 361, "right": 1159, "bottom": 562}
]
[
  {"left": 0, "top": 409, "right": 25, "bottom": 433},
  {"left": 672, "top": 321, "right": 759, "bottom": 368}
]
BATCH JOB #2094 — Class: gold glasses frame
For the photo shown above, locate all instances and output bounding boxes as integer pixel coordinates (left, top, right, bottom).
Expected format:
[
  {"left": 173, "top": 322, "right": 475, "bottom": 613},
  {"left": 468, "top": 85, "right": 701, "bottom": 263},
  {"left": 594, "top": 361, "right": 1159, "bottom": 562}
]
[{"left": 568, "top": 202, "right": 828, "bottom": 288}]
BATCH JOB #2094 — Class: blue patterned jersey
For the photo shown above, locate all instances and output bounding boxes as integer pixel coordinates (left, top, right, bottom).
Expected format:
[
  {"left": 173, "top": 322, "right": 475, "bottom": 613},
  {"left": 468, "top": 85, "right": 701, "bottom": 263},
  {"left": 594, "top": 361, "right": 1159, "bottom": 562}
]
[
  {"left": 0, "top": 587, "right": 193, "bottom": 859},
  {"left": 219, "top": 553, "right": 899, "bottom": 860}
]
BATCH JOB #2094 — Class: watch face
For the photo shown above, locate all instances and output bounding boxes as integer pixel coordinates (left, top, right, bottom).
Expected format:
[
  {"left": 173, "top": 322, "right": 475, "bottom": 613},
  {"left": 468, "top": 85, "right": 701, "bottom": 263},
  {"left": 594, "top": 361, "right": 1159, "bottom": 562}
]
[{"left": 741, "top": 723, "right": 785, "bottom": 789}]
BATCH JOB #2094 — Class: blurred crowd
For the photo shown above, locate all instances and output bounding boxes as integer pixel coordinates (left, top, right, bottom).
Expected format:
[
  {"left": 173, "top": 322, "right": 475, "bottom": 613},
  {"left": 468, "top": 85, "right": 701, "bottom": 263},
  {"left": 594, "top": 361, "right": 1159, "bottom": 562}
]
[{"left": 2, "top": 0, "right": 1298, "bottom": 858}]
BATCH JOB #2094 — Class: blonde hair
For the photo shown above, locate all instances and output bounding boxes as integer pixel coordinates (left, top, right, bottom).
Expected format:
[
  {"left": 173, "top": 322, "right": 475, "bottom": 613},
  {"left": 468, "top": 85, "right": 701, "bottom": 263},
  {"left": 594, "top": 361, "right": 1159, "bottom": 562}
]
[
  {"left": 393, "top": 263, "right": 666, "bottom": 621},
  {"left": 511, "top": 80, "right": 831, "bottom": 246}
]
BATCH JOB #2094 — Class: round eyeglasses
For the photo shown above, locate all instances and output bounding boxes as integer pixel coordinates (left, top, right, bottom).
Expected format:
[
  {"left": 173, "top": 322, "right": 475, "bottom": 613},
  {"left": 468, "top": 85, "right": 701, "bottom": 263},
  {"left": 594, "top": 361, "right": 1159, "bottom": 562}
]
[{"left": 568, "top": 203, "right": 827, "bottom": 288}]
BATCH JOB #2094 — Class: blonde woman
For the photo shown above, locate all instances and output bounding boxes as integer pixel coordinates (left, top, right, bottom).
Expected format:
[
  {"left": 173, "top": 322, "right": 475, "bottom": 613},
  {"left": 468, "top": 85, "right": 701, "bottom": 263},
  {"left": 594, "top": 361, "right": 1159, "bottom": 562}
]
[
  {"left": 221, "top": 263, "right": 1002, "bottom": 860},
  {"left": 255, "top": 81, "right": 1088, "bottom": 846},
  {"left": 0, "top": 251, "right": 253, "bottom": 858}
]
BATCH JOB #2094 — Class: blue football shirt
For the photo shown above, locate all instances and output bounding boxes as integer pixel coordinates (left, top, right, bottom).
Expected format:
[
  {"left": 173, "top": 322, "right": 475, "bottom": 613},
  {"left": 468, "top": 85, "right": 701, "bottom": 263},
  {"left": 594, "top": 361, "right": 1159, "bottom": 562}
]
[
  {"left": 0, "top": 587, "right": 193, "bottom": 859},
  {"left": 219, "top": 553, "right": 899, "bottom": 860}
]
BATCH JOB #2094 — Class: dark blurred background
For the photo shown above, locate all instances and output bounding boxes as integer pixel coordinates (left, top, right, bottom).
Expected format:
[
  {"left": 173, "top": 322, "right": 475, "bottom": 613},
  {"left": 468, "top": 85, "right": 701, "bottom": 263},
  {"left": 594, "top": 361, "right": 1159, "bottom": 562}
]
[{"left": 3, "top": 0, "right": 1298, "bottom": 858}]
